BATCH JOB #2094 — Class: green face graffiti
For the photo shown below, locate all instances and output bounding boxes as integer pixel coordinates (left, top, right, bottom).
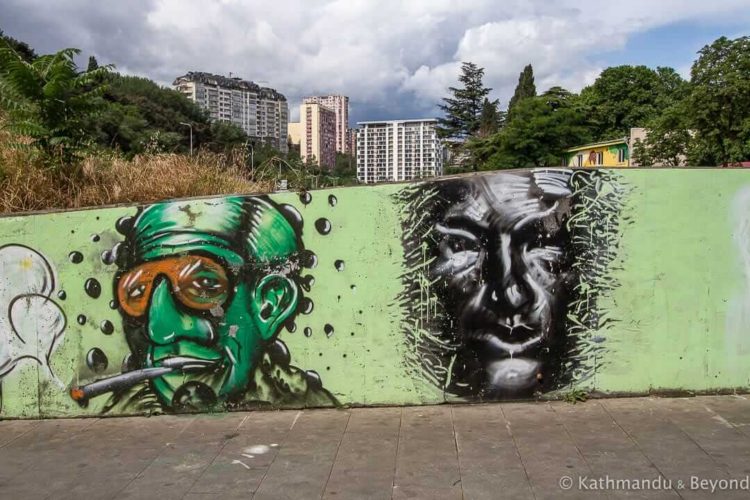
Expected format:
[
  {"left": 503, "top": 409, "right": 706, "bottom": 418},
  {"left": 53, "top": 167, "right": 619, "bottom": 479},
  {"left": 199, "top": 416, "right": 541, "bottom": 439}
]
[{"left": 115, "top": 196, "right": 302, "bottom": 409}]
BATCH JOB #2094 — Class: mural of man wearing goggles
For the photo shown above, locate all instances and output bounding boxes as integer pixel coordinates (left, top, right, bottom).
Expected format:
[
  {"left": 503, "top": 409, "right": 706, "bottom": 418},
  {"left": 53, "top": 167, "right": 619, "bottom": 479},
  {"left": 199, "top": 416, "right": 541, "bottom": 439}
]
[{"left": 71, "top": 196, "right": 336, "bottom": 412}]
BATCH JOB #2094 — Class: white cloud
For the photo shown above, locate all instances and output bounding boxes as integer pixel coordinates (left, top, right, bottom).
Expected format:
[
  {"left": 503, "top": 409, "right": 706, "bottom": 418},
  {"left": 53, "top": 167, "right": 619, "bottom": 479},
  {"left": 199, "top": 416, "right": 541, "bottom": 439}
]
[{"left": 2, "top": 0, "right": 749, "bottom": 122}]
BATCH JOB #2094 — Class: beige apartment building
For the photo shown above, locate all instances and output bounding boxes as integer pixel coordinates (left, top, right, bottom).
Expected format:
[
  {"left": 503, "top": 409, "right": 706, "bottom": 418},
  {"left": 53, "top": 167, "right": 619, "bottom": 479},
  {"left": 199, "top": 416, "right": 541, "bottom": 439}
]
[
  {"left": 302, "top": 95, "right": 349, "bottom": 154},
  {"left": 173, "top": 72, "right": 289, "bottom": 153},
  {"left": 288, "top": 102, "right": 337, "bottom": 169},
  {"left": 356, "top": 119, "right": 444, "bottom": 184}
]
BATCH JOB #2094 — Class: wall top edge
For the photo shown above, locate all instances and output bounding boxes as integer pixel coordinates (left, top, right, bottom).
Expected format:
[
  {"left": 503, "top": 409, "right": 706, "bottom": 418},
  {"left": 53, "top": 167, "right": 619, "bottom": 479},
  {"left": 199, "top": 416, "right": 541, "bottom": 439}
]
[{"left": 0, "top": 166, "right": 739, "bottom": 219}]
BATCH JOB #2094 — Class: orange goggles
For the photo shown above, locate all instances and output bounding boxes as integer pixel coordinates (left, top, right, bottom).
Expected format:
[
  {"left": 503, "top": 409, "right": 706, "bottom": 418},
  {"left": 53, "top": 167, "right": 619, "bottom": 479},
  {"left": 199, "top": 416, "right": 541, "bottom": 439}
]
[{"left": 117, "top": 255, "right": 230, "bottom": 318}]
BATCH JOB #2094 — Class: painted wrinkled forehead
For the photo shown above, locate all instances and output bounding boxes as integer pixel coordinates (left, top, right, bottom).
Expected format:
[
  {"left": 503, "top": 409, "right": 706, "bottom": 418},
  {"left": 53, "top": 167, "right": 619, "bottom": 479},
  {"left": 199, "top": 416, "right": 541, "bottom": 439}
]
[
  {"left": 130, "top": 196, "right": 299, "bottom": 267},
  {"left": 444, "top": 170, "right": 573, "bottom": 230}
]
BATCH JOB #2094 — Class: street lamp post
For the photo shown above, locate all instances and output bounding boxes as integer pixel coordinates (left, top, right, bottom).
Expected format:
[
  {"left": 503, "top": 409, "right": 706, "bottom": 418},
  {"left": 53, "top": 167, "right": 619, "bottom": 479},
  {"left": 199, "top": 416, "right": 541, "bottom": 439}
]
[{"left": 180, "top": 122, "right": 193, "bottom": 156}]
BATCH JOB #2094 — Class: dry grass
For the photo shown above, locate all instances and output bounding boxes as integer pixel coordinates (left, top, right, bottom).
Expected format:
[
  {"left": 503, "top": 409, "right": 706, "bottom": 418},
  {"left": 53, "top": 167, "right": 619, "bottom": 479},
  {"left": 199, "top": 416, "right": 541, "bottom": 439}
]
[{"left": 0, "top": 129, "right": 274, "bottom": 214}]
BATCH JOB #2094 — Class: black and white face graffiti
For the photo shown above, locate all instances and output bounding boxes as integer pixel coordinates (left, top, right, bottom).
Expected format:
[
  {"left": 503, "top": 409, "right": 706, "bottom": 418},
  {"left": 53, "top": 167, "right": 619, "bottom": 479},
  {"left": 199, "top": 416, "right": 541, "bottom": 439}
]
[
  {"left": 395, "top": 168, "right": 624, "bottom": 400},
  {"left": 429, "top": 171, "right": 574, "bottom": 397}
]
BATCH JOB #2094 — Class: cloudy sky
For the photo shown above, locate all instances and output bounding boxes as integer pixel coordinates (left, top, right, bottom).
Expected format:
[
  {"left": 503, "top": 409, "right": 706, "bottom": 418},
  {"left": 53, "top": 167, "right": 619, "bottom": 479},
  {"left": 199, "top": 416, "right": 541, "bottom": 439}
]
[{"left": 2, "top": 0, "right": 749, "bottom": 124}]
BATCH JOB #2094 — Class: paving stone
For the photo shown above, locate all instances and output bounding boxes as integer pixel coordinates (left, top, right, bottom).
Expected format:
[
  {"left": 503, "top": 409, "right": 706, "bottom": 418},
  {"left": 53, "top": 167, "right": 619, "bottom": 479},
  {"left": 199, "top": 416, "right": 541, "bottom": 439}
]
[
  {"left": 699, "top": 395, "right": 750, "bottom": 434},
  {"left": 392, "top": 405, "right": 462, "bottom": 500},
  {"left": 0, "top": 419, "right": 41, "bottom": 448},
  {"left": 188, "top": 409, "right": 299, "bottom": 497},
  {"left": 253, "top": 409, "right": 351, "bottom": 500},
  {"left": 114, "top": 413, "right": 245, "bottom": 500},
  {"left": 502, "top": 401, "right": 599, "bottom": 499},
  {"left": 552, "top": 400, "right": 678, "bottom": 499},
  {"left": 322, "top": 407, "right": 401, "bottom": 499},
  {"left": 603, "top": 398, "right": 748, "bottom": 500},
  {"left": 3, "top": 397, "right": 750, "bottom": 499},
  {"left": 650, "top": 398, "right": 750, "bottom": 478},
  {"left": 0, "top": 418, "right": 101, "bottom": 499},
  {"left": 451, "top": 404, "right": 534, "bottom": 500}
]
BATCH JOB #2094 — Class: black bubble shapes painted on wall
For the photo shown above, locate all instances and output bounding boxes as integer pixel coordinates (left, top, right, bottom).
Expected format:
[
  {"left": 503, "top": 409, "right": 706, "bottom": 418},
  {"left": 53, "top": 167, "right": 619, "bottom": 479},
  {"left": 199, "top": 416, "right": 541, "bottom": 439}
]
[
  {"left": 100, "top": 320, "right": 114, "bottom": 335},
  {"left": 86, "top": 348, "right": 108, "bottom": 373},
  {"left": 300, "top": 250, "right": 318, "bottom": 269},
  {"left": 115, "top": 216, "right": 134, "bottom": 235},
  {"left": 300, "top": 275, "right": 315, "bottom": 292},
  {"left": 394, "top": 170, "right": 628, "bottom": 401},
  {"left": 84, "top": 278, "right": 102, "bottom": 299},
  {"left": 300, "top": 298, "right": 314, "bottom": 315},
  {"left": 69, "top": 251, "right": 83, "bottom": 264},
  {"left": 315, "top": 218, "right": 331, "bottom": 235}
]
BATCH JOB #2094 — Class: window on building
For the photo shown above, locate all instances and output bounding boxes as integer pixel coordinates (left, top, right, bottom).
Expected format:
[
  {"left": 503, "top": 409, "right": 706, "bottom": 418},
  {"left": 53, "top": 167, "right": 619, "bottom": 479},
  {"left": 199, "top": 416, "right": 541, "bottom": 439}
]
[
  {"left": 576, "top": 154, "right": 583, "bottom": 167},
  {"left": 618, "top": 148, "right": 626, "bottom": 164},
  {"left": 597, "top": 152, "right": 604, "bottom": 165}
]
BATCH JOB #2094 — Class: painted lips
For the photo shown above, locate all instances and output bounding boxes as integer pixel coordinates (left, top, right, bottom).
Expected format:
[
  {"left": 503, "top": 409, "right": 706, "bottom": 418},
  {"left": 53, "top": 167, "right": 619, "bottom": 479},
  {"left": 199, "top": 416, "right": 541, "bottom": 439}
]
[{"left": 469, "top": 327, "right": 543, "bottom": 357}]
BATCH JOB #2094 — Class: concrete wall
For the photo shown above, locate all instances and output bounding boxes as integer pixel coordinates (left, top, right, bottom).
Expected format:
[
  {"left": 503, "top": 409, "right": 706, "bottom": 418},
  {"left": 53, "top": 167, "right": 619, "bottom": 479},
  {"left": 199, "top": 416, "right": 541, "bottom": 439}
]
[{"left": 1, "top": 168, "right": 749, "bottom": 418}]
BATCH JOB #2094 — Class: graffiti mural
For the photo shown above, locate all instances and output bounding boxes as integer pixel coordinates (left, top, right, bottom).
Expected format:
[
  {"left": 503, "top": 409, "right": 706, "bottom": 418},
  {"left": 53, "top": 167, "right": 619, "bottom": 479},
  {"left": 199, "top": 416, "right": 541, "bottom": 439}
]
[
  {"left": 67, "top": 196, "right": 337, "bottom": 412},
  {"left": 396, "top": 170, "right": 627, "bottom": 399},
  {"left": 1, "top": 167, "right": 750, "bottom": 418},
  {"left": 0, "top": 245, "right": 66, "bottom": 411}
]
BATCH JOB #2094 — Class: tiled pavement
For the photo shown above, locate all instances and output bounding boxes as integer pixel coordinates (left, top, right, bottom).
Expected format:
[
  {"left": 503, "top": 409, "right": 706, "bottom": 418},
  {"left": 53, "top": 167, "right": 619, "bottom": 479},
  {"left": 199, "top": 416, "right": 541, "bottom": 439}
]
[{"left": 2, "top": 395, "right": 750, "bottom": 499}]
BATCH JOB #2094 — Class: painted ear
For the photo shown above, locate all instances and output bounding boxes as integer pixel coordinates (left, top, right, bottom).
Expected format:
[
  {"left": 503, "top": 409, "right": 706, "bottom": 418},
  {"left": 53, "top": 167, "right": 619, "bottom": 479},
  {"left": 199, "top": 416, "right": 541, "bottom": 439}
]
[{"left": 253, "top": 274, "right": 298, "bottom": 341}]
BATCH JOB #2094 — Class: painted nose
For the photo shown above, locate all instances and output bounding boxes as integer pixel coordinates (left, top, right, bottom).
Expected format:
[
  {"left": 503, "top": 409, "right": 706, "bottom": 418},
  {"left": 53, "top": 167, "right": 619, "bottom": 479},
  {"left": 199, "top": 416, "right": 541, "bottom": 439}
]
[
  {"left": 147, "top": 278, "right": 215, "bottom": 345},
  {"left": 489, "top": 235, "right": 529, "bottom": 310}
]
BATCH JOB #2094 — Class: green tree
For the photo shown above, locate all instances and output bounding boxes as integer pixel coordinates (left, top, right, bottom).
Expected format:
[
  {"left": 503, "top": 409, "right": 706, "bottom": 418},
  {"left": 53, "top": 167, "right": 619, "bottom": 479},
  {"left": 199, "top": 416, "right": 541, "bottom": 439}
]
[
  {"left": 581, "top": 65, "right": 687, "bottom": 139},
  {"left": 0, "top": 45, "right": 111, "bottom": 163},
  {"left": 507, "top": 64, "right": 536, "bottom": 116},
  {"left": 332, "top": 152, "right": 357, "bottom": 185},
  {"left": 686, "top": 36, "right": 750, "bottom": 165},
  {"left": 209, "top": 121, "right": 247, "bottom": 152},
  {"left": 631, "top": 102, "right": 691, "bottom": 166},
  {"left": 87, "top": 55, "right": 99, "bottom": 71},
  {"left": 92, "top": 74, "right": 231, "bottom": 155},
  {"left": 477, "top": 97, "right": 503, "bottom": 137},
  {"left": 437, "top": 62, "right": 491, "bottom": 139},
  {"left": 477, "top": 87, "right": 592, "bottom": 169},
  {"left": 0, "top": 30, "right": 36, "bottom": 62}
]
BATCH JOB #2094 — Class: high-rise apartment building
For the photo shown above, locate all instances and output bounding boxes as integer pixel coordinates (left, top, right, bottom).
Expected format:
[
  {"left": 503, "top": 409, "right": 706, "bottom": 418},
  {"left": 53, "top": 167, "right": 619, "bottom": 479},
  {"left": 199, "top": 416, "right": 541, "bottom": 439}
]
[
  {"left": 293, "top": 102, "right": 336, "bottom": 169},
  {"left": 356, "top": 119, "right": 443, "bottom": 184},
  {"left": 173, "top": 71, "right": 289, "bottom": 153},
  {"left": 302, "top": 95, "right": 349, "bottom": 154}
]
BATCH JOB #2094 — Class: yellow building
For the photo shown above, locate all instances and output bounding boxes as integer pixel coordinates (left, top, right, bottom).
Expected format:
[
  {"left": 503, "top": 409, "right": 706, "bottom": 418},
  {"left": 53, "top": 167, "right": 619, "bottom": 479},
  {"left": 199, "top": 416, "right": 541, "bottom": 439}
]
[
  {"left": 296, "top": 103, "right": 337, "bottom": 169},
  {"left": 287, "top": 121, "right": 302, "bottom": 146},
  {"left": 563, "top": 138, "right": 629, "bottom": 167}
]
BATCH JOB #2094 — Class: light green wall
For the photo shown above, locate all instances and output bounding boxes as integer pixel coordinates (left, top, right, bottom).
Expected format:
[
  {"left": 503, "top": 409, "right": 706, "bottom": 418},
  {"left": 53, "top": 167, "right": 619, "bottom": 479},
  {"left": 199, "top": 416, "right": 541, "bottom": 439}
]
[
  {"left": 1, "top": 168, "right": 749, "bottom": 418},
  {"left": 588, "top": 169, "right": 750, "bottom": 393}
]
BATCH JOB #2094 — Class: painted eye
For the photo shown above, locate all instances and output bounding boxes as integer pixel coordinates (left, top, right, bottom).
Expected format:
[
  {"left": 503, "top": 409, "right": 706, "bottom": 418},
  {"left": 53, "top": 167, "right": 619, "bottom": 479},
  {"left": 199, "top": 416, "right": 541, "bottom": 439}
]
[
  {"left": 192, "top": 277, "right": 224, "bottom": 295},
  {"left": 128, "top": 284, "right": 147, "bottom": 299},
  {"left": 445, "top": 236, "right": 477, "bottom": 254}
]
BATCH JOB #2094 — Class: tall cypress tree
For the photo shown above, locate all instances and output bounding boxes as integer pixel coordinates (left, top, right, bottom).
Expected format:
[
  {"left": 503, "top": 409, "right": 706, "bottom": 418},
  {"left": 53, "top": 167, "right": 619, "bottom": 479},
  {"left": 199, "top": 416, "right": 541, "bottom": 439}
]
[
  {"left": 508, "top": 64, "right": 537, "bottom": 116},
  {"left": 87, "top": 55, "right": 99, "bottom": 71},
  {"left": 477, "top": 98, "right": 503, "bottom": 137},
  {"left": 437, "top": 62, "right": 491, "bottom": 139}
]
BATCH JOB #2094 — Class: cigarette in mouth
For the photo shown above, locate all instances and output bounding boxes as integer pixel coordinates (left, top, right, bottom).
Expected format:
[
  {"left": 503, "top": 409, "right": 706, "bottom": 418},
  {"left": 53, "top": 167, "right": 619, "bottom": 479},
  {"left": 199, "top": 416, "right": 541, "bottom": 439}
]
[{"left": 70, "top": 357, "right": 217, "bottom": 403}]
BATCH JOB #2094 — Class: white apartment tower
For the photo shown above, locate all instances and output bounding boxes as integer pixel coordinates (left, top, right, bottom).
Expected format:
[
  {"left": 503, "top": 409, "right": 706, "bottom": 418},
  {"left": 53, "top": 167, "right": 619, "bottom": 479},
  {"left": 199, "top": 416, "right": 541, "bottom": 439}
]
[
  {"left": 303, "top": 95, "right": 349, "bottom": 154},
  {"left": 356, "top": 119, "right": 443, "bottom": 184},
  {"left": 174, "top": 72, "right": 289, "bottom": 153}
]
